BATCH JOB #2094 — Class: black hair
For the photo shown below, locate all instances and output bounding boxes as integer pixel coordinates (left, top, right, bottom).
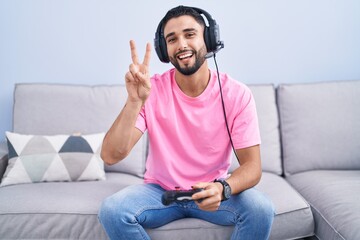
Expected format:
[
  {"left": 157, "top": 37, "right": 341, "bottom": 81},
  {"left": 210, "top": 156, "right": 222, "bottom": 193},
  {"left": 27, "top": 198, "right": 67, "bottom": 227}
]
[{"left": 161, "top": 5, "right": 206, "bottom": 31}]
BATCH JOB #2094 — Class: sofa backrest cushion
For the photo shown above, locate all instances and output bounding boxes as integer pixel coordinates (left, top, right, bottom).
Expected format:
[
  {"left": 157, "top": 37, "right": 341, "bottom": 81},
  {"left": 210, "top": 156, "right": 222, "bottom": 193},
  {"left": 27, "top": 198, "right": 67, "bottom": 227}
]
[
  {"left": 278, "top": 80, "right": 360, "bottom": 176},
  {"left": 229, "top": 84, "right": 282, "bottom": 175},
  {"left": 13, "top": 83, "right": 146, "bottom": 177}
]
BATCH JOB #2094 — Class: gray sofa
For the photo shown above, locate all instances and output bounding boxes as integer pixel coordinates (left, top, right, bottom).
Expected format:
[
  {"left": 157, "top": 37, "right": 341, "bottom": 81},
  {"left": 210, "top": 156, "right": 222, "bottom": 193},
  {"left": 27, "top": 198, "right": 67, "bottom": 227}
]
[{"left": 0, "top": 80, "right": 359, "bottom": 240}]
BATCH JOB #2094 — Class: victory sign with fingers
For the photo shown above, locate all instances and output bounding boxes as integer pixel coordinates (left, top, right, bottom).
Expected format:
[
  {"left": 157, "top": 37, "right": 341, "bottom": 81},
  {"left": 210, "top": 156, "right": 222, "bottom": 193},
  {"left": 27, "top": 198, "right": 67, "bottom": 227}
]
[{"left": 125, "top": 40, "right": 152, "bottom": 105}]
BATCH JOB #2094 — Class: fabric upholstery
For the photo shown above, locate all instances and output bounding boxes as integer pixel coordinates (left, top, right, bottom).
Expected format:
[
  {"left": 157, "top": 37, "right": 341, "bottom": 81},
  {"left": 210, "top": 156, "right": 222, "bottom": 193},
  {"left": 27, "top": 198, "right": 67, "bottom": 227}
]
[
  {"left": 278, "top": 80, "right": 360, "bottom": 176},
  {"left": 12, "top": 83, "right": 147, "bottom": 177},
  {"left": 287, "top": 170, "right": 360, "bottom": 240},
  {"left": 256, "top": 172, "right": 314, "bottom": 239},
  {"left": 1, "top": 132, "right": 106, "bottom": 187},
  {"left": 0, "top": 171, "right": 313, "bottom": 240},
  {"left": 2, "top": 81, "right": 357, "bottom": 239},
  {"left": 0, "top": 173, "right": 142, "bottom": 239}
]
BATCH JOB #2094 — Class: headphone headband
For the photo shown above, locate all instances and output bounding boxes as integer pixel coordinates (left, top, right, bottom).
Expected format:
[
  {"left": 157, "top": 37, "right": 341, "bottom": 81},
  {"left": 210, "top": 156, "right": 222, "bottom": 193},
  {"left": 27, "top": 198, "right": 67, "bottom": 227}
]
[{"left": 154, "top": 6, "right": 224, "bottom": 63}]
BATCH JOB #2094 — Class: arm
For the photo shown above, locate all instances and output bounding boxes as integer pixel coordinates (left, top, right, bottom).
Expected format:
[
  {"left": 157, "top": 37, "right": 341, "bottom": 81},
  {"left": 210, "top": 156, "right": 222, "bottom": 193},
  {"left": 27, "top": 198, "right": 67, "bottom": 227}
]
[
  {"left": 101, "top": 40, "right": 151, "bottom": 165},
  {"left": 101, "top": 101, "right": 144, "bottom": 165},
  {"left": 192, "top": 144, "right": 261, "bottom": 211},
  {"left": 226, "top": 145, "right": 262, "bottom": 194}
]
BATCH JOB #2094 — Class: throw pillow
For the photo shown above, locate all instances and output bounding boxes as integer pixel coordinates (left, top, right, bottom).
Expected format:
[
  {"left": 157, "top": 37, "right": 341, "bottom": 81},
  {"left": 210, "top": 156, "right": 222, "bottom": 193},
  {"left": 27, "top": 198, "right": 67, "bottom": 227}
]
[{"left": 0, "top": 131, "right": 106, "bottom": 187}]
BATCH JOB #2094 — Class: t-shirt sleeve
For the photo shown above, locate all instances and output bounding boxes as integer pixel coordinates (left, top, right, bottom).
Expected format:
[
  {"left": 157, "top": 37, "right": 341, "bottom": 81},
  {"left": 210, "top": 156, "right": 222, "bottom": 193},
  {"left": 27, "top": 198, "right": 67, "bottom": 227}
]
[
  {"left": 135, "top": 106, "right": 147, "bottom": 133},
  {"left": 232, "top": 87, "right": 261, "bottom": 149}
]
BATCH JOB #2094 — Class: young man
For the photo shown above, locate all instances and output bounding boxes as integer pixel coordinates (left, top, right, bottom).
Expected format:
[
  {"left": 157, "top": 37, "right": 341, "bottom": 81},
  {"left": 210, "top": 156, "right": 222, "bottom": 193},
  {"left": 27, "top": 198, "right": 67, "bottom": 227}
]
[{"left": 98, "top": 6, "right": 274, "bottom": 240}]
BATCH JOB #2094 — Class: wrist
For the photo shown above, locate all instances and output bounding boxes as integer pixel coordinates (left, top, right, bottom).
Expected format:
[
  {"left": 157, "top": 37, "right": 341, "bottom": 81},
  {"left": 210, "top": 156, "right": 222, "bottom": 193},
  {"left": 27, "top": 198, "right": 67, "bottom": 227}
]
[
  {"left": 214, "top": 179, "right": 232, "bottom": 201},
  {"left": 214, "top": 182, "right": 224, "bottom": 200},
  {"left": 126, "top": 98, "right": 145, "bottom": 109}
]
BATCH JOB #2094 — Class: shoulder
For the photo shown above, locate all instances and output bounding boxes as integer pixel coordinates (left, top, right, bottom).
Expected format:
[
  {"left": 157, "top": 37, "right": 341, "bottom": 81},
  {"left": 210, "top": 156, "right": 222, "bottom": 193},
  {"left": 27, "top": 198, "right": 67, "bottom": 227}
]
[
  {"left": 213, "top": 70, "right": 253, "bottom": 100},
  {"left": 146, "top": 68, "right": 175, "bottom": 102},
  {"left": 150, "top": 68, "right": 175, "bottom": 86}
]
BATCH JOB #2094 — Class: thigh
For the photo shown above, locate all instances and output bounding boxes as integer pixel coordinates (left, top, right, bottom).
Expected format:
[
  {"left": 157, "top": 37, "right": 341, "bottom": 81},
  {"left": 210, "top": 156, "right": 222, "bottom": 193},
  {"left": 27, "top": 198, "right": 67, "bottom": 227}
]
[
  {"left": 187, "top": 187, "right": 274, "bottom": 226},
  {"left": 104, "top": 183, "right": 186, "bottom": 228}
]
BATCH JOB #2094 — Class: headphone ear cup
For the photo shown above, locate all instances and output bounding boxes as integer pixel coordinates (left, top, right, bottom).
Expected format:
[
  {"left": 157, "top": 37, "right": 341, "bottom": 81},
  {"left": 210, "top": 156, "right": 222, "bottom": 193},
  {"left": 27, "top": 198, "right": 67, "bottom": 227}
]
[
  {"left": 154, "top": 21, "right": 170, "bottom": 63},
  {"left": 203, "top": 27, "right": 212, "bottom": 53},
  {"left": 155, "top": 35, "right": 169, "bottom": 63},
  {"left": 204, "top": 20, "right": 220, "bottom": 53},
  {"left": 160, "top": 37, "right": 170, "bottom": 63}
]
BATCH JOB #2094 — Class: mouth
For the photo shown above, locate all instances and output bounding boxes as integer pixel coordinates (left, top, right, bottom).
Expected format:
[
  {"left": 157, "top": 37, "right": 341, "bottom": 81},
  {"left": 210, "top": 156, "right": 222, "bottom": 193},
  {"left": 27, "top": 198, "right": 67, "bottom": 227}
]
[{"left": 176, "top": 51, "right": 194, "bottom": 61}]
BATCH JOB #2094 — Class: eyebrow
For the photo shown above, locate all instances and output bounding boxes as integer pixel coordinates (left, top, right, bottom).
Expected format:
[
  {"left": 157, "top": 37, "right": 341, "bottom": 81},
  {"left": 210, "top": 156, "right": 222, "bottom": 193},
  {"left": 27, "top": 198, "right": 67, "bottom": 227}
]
[{"left": 165, "top": 28, "right": 198, "bottom": 40}]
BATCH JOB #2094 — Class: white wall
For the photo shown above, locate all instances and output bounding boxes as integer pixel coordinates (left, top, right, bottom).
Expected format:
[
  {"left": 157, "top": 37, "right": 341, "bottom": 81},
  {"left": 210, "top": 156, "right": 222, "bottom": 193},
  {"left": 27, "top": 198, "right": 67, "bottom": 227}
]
[{"left": 1, "top": 0, "right": 360, "bottom": 140}]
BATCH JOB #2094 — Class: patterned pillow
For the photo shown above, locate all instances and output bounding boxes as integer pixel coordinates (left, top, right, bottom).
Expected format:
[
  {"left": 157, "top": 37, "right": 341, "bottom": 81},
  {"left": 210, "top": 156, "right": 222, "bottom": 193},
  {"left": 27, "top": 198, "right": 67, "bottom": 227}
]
[{"left": 0, "top": 132, "right": 106, "bottom": 187}]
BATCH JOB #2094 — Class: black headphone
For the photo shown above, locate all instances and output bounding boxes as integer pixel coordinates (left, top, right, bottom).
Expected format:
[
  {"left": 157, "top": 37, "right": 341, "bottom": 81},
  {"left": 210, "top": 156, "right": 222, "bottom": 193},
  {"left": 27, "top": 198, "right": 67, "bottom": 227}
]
[{"left": 154, "top": 6, "right": 224, "bottom": 63}]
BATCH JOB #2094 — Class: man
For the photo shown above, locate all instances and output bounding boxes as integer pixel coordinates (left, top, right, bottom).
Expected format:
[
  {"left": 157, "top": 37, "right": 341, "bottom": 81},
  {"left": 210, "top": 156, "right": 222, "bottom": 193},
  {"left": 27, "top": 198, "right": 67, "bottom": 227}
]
[{"left": 98, "top": 5, "right": 274, "bottom": 240}]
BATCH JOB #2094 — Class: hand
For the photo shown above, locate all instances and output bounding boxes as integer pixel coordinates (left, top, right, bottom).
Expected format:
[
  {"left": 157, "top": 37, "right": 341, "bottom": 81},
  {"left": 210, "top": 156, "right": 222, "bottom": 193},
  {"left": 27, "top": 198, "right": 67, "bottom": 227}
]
[
  {"left": 125, "top": 40, "right": 151, "bottom": 105},
  {"left": 192, "top": 182, "right": 223, "bottom": 211}
]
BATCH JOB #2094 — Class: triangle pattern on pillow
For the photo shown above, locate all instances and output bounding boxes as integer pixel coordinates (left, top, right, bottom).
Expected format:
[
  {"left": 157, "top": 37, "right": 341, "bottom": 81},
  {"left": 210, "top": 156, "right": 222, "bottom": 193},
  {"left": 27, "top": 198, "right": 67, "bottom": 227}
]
[
  {"left": 42, "top": 154, "right": 71, "bottom": 182},
  {"left": 60, "top": 152, "right": 93, "bottom": 181},
  {"left": 5, "top": 132, "right": 33, "bottom": 156},
  {"left": 0, "top": 158, "right": 32, "bottom": 186},
  {"left": 21, "top": 136, "right": 57, "bottom": 155},
  {"left": 20, "top": 154, "right": 55, "bottom": 182},
  {"left": 82, "top": 133, "right": 105, "bottom": 153},
  {"left": 6, "top": 138, "right": 18, "bottom": 159},
  {"left": 1, "top": 132, "right": 106, "bottom": 187},
  {"left": 78, "top": 155, "right": 105, "bottom": 181},
  {"left": 59, "top": 136, "right": 93, "bottom": 153},
  {"left": 45, "top": 134, "right": 69, "bottom": 152}
]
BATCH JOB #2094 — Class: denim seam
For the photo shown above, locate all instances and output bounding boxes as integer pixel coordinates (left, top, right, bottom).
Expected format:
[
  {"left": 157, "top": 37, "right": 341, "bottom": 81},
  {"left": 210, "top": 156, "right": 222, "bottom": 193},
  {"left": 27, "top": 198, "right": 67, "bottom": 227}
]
[{"left": 188, "top": 206, "right": 242, "bottom": 225}]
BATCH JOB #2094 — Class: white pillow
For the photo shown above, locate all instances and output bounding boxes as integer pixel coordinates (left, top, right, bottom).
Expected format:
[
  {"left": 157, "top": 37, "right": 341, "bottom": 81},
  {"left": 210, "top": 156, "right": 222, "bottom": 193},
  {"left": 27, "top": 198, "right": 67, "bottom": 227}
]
[{"left": 0, "top": 132, "right": 106, "bottom": 187}]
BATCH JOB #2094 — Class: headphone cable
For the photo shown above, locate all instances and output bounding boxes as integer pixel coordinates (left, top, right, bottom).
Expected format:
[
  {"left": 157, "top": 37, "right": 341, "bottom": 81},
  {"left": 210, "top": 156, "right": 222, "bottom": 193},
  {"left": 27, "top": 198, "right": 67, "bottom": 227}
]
[{"left": 213, "top": 54, "right": 240, "bottom": 163}]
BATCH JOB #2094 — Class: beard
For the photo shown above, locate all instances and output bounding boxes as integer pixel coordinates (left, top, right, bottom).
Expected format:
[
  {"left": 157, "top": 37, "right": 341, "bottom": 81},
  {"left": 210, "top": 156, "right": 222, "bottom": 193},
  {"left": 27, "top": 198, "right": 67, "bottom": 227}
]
[{"left": 169, "top": 45, "right": 207, "bottom": 76}]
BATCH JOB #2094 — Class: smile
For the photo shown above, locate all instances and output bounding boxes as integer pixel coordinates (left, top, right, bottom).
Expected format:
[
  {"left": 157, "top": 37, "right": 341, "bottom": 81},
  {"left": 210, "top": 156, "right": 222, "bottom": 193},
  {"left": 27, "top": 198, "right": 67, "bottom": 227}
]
[{"left": 176, "top": 51, "right": 194, "bottom": 60}]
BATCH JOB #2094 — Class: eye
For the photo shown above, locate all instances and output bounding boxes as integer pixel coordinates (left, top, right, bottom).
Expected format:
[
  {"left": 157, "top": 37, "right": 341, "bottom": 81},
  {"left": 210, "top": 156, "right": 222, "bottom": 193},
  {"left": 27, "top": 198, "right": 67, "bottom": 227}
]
[
  {"left": 167, "top": 38, "right": 176, "bottom": 44},
  {"left": 186, "top": 32, "right": 195, "bottom": 38}
]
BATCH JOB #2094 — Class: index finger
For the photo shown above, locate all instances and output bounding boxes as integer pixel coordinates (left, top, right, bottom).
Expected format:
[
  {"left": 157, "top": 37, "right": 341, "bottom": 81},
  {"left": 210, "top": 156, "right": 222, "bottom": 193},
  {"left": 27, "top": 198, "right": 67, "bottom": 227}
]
[
  {"left": 129, "top": 40, "right": 139, "bottom": 64},
  {"left": 142, "top": 42, "right": 151, "bottom": 66}
]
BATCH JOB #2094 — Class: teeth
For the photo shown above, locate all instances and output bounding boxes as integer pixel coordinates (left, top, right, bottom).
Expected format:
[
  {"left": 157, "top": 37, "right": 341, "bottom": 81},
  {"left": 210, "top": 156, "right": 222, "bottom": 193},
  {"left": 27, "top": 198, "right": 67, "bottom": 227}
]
[{"left": 178, "top": 53, "right": 192, "bottom": 60}]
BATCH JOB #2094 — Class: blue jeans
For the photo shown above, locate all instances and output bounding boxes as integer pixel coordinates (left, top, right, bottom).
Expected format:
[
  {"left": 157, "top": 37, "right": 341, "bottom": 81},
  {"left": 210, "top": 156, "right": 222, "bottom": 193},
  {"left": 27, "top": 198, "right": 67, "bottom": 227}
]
[{"left": 98, "top": 183, "right": 275, "bottom": 240}]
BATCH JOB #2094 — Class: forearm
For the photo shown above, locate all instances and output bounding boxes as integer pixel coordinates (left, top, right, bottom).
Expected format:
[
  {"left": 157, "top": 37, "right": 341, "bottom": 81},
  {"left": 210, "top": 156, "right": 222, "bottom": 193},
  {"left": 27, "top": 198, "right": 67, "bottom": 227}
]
[
  {"left": 193, "top": 157, "right": 261, "bottom": 211},
  {"left": 226, "top": 145, "right": 262, "bottom": 195},
  {"left": 101, "top": 99, "right": 143, "bottom": 164},
  {"left": 226, "top": 160, "right": 262, "bottom": 195}
]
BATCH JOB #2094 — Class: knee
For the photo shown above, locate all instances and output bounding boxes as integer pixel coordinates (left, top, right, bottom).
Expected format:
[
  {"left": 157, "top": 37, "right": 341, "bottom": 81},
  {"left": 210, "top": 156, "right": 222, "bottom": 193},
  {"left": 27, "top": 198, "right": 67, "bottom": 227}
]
[
  {"left": 98, "top": 196, "right": 118, "bottom": 225},
  {"left": 99, "top": 194, "right": 132, "bottom": 226},
  {"left": 251, "top": 195, "right": 275, "bottom": 225},
  {"left": 239, "top": 190, "right": 275, "bottom": 226}
]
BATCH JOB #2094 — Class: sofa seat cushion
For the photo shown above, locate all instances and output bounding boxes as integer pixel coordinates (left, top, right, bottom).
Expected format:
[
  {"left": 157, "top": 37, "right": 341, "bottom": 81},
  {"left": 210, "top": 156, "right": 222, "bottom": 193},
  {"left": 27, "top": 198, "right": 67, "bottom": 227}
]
[
  {"left": 287, "top": 170, "right": 360, "bottom": 240},
  {"left": 257, "top": 172, "right": 314, "bottom": 239},
  {"left": 0, "top": 172, "right": 142, "bottom": 239},
  {"left": 0, "top": 171, "right": 313, "bottom": 240}
]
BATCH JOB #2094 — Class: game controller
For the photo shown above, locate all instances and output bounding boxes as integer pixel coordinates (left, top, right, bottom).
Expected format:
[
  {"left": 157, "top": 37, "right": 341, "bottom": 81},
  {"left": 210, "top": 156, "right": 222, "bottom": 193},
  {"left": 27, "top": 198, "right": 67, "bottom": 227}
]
[{"left": 162, "top": 188, "right": 204, "bottom": 205}]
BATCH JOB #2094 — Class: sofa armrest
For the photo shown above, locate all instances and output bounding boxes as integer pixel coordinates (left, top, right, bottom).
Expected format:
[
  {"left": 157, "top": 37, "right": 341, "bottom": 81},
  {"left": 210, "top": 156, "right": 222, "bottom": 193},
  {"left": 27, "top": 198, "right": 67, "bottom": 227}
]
[{"left": 0, "top": 141, "right": 8, "bottom": 180}]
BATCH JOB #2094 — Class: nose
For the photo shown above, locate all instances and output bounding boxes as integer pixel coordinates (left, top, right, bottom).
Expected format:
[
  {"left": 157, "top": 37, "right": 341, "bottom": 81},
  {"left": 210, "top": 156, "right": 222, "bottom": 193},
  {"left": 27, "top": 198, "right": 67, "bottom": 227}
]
[{"left": 177, "top": 36, "right": 188, "bottom": 51}]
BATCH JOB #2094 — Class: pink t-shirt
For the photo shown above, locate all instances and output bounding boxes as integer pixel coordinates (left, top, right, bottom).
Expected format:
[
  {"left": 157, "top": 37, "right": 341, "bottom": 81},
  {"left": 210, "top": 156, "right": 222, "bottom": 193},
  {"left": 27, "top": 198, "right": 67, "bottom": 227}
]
[{"left": 135, "top": 68, "right": 260, "bottom": 190}]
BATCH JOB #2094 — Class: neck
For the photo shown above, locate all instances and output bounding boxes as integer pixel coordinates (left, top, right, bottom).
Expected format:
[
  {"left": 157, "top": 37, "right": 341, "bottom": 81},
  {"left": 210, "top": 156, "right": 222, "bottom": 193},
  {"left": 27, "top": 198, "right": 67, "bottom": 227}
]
[{"left": 175, "top": 62, "right": 210, "bottom": 97}]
